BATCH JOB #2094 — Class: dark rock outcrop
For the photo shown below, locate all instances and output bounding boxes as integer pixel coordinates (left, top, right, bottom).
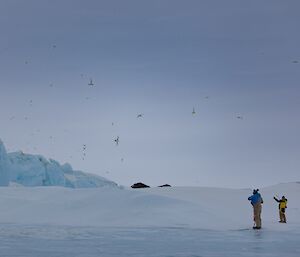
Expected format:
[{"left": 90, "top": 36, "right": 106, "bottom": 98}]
[
  {"left": 158, "top": 184, "right": 171, "bottom": 187},
  {"left": 131, "top": 182, "right": 150, "bottom": 188}
]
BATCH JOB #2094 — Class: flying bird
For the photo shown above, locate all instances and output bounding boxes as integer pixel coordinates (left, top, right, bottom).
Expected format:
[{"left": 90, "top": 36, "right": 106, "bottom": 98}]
[
  {"left": 192, "top": 107, "right": 196, "bottom": 115},
  {"left": 88, "top": 79, "right": 94, "bottom": 86},
  {"left": 114, "top": 136, "right": 119, "bottom": 146},
  {"left": 236, "top": 116, "right": 243, "bottom": 120},
  {"left": 137, "top": 114, "right": 143, "bottom": 118},
  {"left": 292, "top": 60, "right": 299, "bottom": 64},
  {"left": 82, "top": 144, "right": 87, "bottom": 160}
]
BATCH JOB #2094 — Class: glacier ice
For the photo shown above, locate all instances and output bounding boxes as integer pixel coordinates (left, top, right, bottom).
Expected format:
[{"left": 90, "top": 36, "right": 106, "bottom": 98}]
[
  {"left": 0, "top": 139, "right": 10, "bottom": 186},
  {"left": 0, "top": 140, "right": 118, "bottom": 188}
]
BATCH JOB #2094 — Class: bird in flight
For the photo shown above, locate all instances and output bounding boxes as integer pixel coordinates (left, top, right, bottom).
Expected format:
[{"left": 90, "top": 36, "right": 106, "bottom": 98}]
[
  {"left": 114, "top": 136, "right": 119, "bottom": 146},
  {"left": 236, "top": 116, "right": 243, "bottom": 120},
  {"left": 137, "top": 114, "right": 143, "bottom": 118},
  {"left": 82, "top": 144, "right": 87, "bottom": 160},
  {"left": 192, "top": 107, "right": 196, "bottom": 115},
  {"left": 88, "top": 79, "right": 94, "bottom": 86}
]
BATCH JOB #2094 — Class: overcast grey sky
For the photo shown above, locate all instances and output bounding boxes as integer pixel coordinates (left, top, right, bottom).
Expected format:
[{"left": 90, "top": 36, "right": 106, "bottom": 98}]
[{"left": 1, "top": 0, "right": 300, "bottom": 188}]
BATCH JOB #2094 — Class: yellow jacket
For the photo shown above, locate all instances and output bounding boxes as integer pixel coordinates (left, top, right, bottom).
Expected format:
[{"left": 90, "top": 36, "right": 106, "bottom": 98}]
[
  {"left": 274, "top": 197, "right": 287, "bottom": 209},
  {"left": 279, "top": 200, "right": 287, "bottom": 209}
]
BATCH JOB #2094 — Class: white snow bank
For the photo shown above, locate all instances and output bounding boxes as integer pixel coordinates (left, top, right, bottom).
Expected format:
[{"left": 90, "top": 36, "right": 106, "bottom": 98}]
[
  {"left": 0, "top": 140, "right": 118, "bottom": 188},
  {"left": 138, "top": 182, "right": 300, "bottom": 231},
  {"left": 0, "top": 182, "right": 299, "bottom": 231}
]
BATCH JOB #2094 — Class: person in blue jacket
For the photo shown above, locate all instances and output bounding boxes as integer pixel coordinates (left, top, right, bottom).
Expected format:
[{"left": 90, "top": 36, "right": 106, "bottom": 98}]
[{"left": 248, "top": 189, "right": 264, "bottom": 229}]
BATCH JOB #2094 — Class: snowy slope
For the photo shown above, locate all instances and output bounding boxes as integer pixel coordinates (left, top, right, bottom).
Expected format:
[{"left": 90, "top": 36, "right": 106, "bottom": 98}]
[
  {"left": 0, "top": 182, "right": 299, "bottom": 231},
  {"left": 0, "top": 140, "right": 118, "bottom": 188},
  {"left": 143, "top": 183, "right": 300, "bottom": 230},
  {"left": 0, "top": 182, "right": 299, "bottom": 256}
]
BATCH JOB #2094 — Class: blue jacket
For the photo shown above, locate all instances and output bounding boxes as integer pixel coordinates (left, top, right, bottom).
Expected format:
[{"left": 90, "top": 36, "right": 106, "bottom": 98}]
[{"left": 248, "top": 193, "right": 263, "bottom": 205}]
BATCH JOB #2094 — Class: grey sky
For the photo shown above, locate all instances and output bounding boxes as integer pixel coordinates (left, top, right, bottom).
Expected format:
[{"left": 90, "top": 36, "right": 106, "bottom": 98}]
[{"left": 1, "top": 0, "right": 300, "bottom": 188}]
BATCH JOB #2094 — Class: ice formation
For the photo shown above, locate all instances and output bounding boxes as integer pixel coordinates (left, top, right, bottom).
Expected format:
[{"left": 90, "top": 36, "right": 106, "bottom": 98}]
[{"left": 0, "top": 140, "right": 117, "bottom": 188}]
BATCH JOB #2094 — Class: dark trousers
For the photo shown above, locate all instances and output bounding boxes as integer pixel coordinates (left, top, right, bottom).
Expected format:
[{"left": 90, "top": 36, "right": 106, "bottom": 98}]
[{"left": 279, "top": 208, "right": 286, "bottom": 223}]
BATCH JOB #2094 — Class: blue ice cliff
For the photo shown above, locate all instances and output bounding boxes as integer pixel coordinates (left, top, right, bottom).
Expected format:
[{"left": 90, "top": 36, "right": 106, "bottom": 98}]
[{"left": 0, "top": 140, "right": 118, "bottom": 188}]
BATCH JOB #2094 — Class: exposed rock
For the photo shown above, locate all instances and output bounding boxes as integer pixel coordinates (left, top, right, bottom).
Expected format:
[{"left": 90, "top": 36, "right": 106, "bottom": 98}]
[
  {"left": 158, "top": 184, "right": 171, "bottom": 187},
  {"left": 131, "top": 182, "right": 150, "bottom": 188}
]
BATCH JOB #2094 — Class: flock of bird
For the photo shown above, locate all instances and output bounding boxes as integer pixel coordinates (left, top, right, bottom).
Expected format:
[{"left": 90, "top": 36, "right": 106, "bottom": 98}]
[
  {"left": 4, "top": 72, "right": 253, "bottom": 162},
  {"left": 4, "top": 43, "right": 299, "bottom": 168}
]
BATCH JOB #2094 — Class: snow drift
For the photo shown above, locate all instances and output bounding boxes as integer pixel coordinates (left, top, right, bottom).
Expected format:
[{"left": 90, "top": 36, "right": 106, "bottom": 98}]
[
  {"left": 0, "top": 140, "right": 117, "bottom": 188},
  {"left": 0, "top": 182, "right": 299, "bottom": 231}
]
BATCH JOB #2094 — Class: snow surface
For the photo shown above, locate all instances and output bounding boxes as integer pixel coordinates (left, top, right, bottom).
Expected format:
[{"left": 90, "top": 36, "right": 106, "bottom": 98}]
[
  {"left": 0, "top": 140, "right": 118, "bottom": 188},
  {"left": 0, "top": 183, "right": 299, "bottom": 256},
  {"left": 1, "top": 142, "right": 300, "bottom": 256}
]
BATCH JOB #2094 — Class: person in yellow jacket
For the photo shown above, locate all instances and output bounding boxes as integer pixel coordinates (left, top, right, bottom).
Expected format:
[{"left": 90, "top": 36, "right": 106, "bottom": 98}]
[{"left": 273, "top": 196, "right": 287, "bottom": 223}]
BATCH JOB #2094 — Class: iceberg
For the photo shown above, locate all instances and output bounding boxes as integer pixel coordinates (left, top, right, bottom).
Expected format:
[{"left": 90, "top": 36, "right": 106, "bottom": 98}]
[
  {"left": 0, "top": 140, "right": 10, "bottom": 186},
  {"left": 0, "top": 140, "right": 118, "bottom": 188}
]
